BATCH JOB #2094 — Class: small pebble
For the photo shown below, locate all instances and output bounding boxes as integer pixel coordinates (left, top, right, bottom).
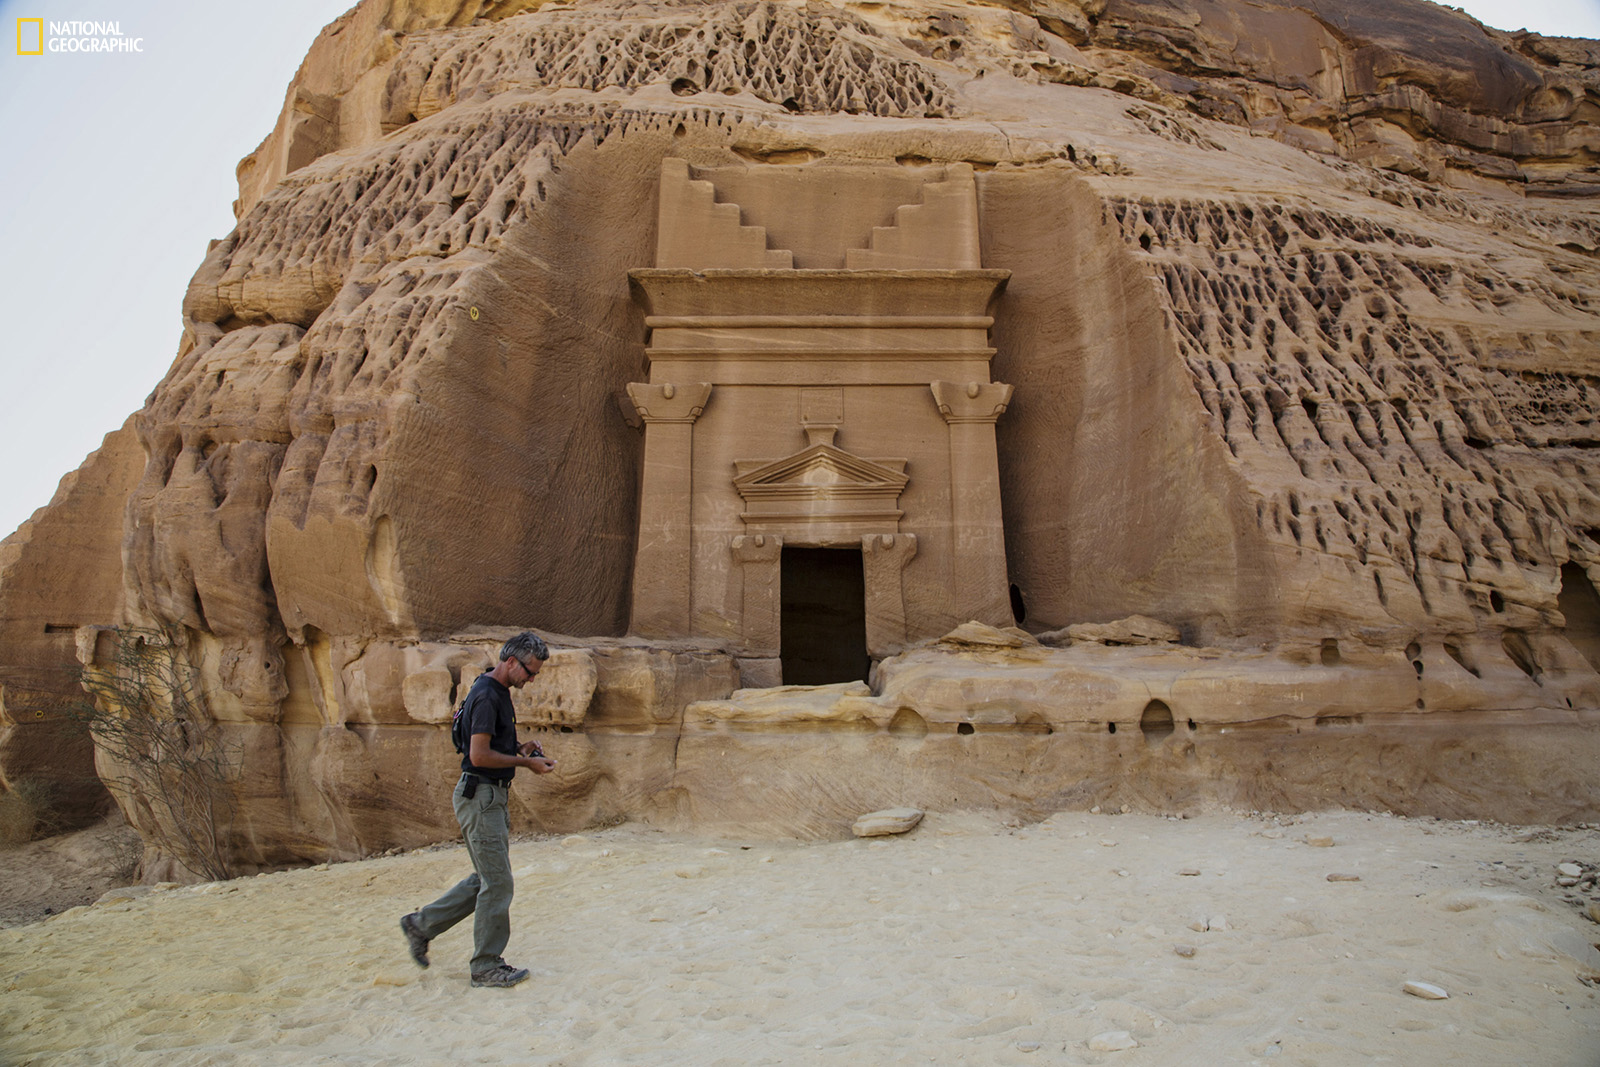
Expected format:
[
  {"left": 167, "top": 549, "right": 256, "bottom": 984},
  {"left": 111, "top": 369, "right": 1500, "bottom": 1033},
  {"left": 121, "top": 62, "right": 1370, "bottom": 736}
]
[
  {"left": 1016, "top": 1041, "right": 1041, "bottom": 1053},
  {"left": 1178, "top": 868, "right": 1201, "bottom": 877},
  {"left": 1088, "top": 1030, "right": 1138, "bottom": 1052},
  {"left": 1558, "top": 863, "right": 1582, "bottom": 878},
  {"left": 1174, "top": 944, "right": 1197, "bottom": 958},
  {"left": 853, "top": 808, "right": 925, "bottom": 837},
  {"left": 1403, "top": 980, "right": 1449, "bottom": 1000},
  {"left": 1327, "top": 873, "right": 1362, "bottom": 882},
  {"left": 1306, "top": 836, "right": 1335, "bottom": 848}
]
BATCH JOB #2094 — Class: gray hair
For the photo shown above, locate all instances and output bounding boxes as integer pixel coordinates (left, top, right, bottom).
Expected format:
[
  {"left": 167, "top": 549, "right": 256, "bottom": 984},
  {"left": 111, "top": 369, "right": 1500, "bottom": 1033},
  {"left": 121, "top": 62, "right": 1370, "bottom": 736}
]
[{"left": 500, "top": 631, "right": 550, "bottom": 664}]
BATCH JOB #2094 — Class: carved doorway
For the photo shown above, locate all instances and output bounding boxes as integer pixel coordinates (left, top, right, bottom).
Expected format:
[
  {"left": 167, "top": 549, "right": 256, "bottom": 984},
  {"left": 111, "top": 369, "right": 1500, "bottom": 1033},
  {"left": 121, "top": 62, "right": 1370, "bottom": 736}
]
[{"left": 781, "top": 547, "right": 870, "bottom": 685}]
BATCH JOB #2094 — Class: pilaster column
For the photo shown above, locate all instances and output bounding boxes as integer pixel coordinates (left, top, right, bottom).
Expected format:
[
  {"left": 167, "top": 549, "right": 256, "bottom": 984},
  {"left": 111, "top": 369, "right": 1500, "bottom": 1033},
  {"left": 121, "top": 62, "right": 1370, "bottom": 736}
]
[
  {"left": 931, "top": 380, "right": 1013, "bottom": 627},
  {"left": 626, "top": 382, "right": 712, "bottom": 636},
  {"left": 861, "top": 533, "right": 918, "bottom": 657},
  {"left": 731, "top": 533, "right": 783, "bottom": 656}
]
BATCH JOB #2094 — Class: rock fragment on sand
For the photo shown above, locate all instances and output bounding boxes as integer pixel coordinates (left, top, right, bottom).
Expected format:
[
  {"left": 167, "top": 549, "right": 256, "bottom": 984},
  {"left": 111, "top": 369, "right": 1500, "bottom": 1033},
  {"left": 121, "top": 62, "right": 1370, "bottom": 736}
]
[
  {"left": 1327, "top": 873, "right": 1362, "bottom": 882},
  {"left": 1178, "top": 868, "right": 1201, "bottom": 876},
  {"left": 1174, "top": 944, "right": 1197, "bottom": 958},
  {"left": 937, "top": 621, "right": 1030, "bottom": 648},
  {"left": 1558, "top": 863, "right": 1582, "bottom": 878},
  {"left": 1306, "top": 835, "right": 1335, "bottom": 848},
  {"left": 1064, "top": 615, "right": 1180, "bottom": 646},
  {"left": 1088, "top": 1030, "right": 1139, "bottom": 1051},
  {"left": 1403, "top": 980, "right": 1449, "bottom": 1000},
  {"left": 852, "top": 807, "right": 925, "bottom": 837}
]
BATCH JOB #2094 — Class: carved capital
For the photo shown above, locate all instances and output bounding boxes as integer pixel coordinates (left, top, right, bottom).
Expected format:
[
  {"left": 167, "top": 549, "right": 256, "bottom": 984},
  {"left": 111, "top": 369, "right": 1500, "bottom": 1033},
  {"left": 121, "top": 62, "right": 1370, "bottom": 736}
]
[
  {"left": 731, "top": 533, "right": 783, "bottom": 564},
  {"left": 931, "top": 381, "right": 1013, "bottom": 424},
  {"left": 626, "top": 382, "right": 713, "bottom": 424},
  {"left": 861, "top": 532, "right": 917, "bottom": 568}
]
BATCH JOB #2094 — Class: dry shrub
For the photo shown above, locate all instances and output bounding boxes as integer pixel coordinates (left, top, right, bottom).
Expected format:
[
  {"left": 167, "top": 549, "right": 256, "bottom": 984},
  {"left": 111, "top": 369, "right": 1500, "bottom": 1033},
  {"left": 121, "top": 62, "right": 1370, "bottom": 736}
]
[
  {"left": 0, "top": 778, "right": 61, "bottom": 846},
  {"left": 67, "top": 627, "right": 238, "bottom": 882}
]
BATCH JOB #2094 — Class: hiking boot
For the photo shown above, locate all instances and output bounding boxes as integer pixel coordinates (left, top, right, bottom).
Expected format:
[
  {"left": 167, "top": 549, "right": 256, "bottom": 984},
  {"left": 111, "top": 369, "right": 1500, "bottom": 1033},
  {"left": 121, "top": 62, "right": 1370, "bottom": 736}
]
[
  {"left": 400, "top": 912, "right": 430, "bottom": 968},
  {"left": 471, "top": 963, "right": 530, "bottom": 988}
]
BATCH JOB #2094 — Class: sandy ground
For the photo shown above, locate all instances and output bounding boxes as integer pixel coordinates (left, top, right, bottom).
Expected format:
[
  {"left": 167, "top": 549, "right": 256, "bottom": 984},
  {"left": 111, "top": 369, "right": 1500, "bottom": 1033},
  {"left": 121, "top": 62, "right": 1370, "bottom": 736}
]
[
  {"left": 2, "top": 809, "right": 1598, "bottom": 1066},
  {"left": 0, "top": 814, "right": 141, "bottom": 929}
]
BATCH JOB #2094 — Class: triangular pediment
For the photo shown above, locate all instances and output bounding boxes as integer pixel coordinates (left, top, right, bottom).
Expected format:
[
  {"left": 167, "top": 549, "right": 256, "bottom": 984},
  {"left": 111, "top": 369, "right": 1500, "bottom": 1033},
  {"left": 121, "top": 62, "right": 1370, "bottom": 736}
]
[{"left": 734, "top": 444, "right": 907, "bottom": 492}]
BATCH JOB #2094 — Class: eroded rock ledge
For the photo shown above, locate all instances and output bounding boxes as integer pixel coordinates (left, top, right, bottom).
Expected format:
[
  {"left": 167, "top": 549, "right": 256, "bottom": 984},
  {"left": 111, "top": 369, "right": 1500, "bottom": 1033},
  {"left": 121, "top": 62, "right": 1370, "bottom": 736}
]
[{"left": 72, "top": 622, "right": 1599, "bottom": 877}]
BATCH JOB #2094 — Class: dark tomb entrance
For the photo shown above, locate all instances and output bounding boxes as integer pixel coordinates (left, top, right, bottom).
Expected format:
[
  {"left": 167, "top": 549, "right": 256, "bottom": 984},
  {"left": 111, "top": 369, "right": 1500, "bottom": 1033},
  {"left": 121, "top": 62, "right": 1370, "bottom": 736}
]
[{"left": 781, "top": 547, "right": 870, "bottom": 685}]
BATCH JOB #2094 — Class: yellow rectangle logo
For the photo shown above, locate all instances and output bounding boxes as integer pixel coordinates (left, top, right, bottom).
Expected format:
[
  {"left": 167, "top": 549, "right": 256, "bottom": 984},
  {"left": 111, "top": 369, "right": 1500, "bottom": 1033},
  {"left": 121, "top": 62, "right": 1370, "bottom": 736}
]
[{"left": 17, "top": 18, "right": 44, "bottom": 55}]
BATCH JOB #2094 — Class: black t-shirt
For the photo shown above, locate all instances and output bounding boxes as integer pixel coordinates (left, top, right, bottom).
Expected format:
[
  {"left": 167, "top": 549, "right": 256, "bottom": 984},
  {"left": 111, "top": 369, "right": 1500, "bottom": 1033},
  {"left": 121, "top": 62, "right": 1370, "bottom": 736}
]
[{"left": 458, "top": 672, "right": 518, "bottom": 783}]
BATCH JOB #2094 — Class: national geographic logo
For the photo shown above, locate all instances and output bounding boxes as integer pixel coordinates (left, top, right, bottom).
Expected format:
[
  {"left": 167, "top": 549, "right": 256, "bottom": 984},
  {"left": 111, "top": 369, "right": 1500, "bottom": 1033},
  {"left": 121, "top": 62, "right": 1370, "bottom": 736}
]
[
  {"left": 15, "top": 19, "right": 144, "bottom": 54},
  {"left": 16, "top": 18, "right": 43, "bottom": 54}
]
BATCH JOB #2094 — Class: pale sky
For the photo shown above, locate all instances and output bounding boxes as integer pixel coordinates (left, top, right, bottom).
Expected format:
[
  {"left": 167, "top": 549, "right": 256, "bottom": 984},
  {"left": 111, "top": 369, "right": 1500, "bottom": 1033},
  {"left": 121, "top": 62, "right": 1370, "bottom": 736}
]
[{"left": 0, "top": 0, "right": 1596, "bottom": 543}]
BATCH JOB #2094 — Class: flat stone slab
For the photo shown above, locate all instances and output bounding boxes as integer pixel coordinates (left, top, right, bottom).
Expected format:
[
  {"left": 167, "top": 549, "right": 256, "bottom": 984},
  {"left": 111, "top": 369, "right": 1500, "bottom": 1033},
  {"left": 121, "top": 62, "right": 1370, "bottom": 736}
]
[
  {"left": 1403, "top": 980, "right": 1449, "bottom": 999},
  {"left": 1088, "top": 1030, "right": 1139, "bottom": 1051},
  {"left": 1062, "top": 614, "right": 1181, "bottom": 646},
  {"left": 852, "top": 808, "right": 925, "bottom": 837}
]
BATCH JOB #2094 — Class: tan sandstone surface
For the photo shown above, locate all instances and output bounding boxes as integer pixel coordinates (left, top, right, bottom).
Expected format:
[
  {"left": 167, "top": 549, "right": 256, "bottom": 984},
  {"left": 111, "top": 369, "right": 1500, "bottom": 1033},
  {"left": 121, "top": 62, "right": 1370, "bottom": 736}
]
[
  {"left": 1, "top": 0, "right": 1598, "bottom": 872},
  {"left": 3, "top": 810, "right": 1599, "bottom": 1065}
]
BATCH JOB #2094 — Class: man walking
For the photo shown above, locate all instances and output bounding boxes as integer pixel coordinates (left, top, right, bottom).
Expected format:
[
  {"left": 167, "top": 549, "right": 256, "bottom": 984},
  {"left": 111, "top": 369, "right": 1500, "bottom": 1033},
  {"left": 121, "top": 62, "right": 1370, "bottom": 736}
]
[{"left": 401, "top": 632, "right": 557, "bottom": 988}]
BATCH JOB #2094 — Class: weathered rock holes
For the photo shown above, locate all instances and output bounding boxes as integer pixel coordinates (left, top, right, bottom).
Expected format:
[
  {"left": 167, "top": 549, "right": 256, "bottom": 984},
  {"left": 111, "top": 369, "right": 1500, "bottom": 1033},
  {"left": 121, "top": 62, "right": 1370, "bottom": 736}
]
[
  {"left": 1501, "top": 630, "right": 1542, "bottom": 683},
  {"left": 888, "top": 707, "right": 927, "bottom": 738},
  {"left": 1140, "top": 701, "right": 1174, "bottom": 746},
  {"left": 1557, "top": 562, "right": 1600, "bottom": 672},
  {"left": 1320, "top": 638, "right": 1340, "bottom": 666},
  {"left": 956, "top": 722, "right": 975, "bottom": 735},
  {"left": 1444, "top": 642, "right": 1480, "bottom": 677}
]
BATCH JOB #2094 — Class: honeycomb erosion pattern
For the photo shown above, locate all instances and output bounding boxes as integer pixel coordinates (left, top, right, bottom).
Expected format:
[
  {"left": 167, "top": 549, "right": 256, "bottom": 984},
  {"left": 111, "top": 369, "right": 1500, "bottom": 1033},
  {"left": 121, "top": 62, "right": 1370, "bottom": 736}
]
[
  {"left": 387, "top": 1, "right": 955, "bottom": 123},
  {"left": 1110, "top": 194, "right": 1600, "bottom": 632}
]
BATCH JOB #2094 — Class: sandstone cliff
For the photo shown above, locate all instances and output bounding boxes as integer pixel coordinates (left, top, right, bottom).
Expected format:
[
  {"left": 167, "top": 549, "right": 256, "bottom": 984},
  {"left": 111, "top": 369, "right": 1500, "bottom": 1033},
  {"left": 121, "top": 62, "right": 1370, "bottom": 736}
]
[{"left": 2, "top": 0, "right": 1597, "bottom": 869}]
